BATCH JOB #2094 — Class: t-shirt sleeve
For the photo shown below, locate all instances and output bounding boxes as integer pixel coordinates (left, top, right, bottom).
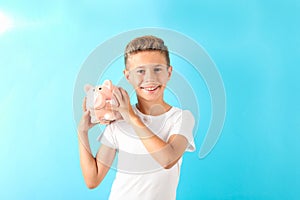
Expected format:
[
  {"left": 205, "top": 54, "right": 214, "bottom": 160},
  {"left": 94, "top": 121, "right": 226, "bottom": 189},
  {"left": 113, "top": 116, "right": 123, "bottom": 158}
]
[
  {"left": 97, "top": 123, "right": 118, "bottom": 150},
  {"left": 168, "top": 110, "right": 196, "bottom": 152}
]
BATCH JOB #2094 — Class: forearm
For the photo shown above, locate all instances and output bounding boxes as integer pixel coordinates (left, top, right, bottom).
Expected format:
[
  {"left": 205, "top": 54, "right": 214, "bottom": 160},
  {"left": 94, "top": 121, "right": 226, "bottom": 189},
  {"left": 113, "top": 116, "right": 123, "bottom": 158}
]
[
  {"left": 78, "top": 131, "right": 98, "bottom": 187},
  {"left": 129, "top": 116, "right": 179, "bottom": 168}
]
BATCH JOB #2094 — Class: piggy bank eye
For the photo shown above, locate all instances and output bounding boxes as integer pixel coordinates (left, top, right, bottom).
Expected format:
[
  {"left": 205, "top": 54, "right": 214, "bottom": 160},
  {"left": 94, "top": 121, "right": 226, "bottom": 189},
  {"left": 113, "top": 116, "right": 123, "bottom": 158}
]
[
  {"left": 93, "top": 89, "right": 95, "bottom": 92},
  {"left": 99, "top": 87, "right": 102, "bottom": 90}
]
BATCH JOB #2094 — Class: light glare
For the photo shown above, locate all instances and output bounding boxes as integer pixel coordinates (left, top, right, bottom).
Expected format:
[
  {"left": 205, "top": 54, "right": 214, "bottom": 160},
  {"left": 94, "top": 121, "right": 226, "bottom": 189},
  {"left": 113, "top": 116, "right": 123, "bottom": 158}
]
[{"left": 0, "top": 11, "right": 14, "bottom": 34}]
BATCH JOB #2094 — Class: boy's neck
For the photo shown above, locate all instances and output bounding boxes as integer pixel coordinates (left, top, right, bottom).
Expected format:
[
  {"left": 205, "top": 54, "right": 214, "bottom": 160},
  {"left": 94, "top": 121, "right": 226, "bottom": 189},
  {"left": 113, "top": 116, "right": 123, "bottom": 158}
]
[{"left": 136, "top": 99, "right": 171, "bottom": 116}]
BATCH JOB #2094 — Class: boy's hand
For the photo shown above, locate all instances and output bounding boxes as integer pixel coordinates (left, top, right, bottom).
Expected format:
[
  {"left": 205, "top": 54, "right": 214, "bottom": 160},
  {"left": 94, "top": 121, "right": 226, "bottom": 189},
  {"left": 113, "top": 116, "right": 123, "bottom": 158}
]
[
  {"left": 77, "top": 97, "right": 95, "bottom": 134},
  {"left": 77, "top": 97, "right": 110, "bottom": 134},
  {"left": 112, "top": 87, "right": 137, "bottom": 123}
]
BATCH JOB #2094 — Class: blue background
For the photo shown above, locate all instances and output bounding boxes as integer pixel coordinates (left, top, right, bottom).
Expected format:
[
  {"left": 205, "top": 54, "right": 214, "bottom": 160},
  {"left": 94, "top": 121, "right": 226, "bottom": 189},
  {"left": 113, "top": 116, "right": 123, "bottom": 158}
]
[{"left": 0, "top": 0, "right": 299, "bottom": 199}]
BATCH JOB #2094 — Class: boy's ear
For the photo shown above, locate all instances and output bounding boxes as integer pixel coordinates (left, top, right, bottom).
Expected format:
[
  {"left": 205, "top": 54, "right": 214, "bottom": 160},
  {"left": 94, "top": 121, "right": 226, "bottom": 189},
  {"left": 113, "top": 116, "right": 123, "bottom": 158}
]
[
  {"left": 123, "top": 69, "right": 130, "bottom": 81},
  {"left": 167, "top": 66, "right": 173, "bottom": 80}
]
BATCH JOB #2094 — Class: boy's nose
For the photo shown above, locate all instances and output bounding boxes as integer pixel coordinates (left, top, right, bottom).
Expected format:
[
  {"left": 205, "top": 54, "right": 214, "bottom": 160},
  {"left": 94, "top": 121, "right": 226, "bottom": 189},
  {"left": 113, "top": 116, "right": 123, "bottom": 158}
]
[{"left": 144, "top": 69, "right": 156, "bottom": 81}]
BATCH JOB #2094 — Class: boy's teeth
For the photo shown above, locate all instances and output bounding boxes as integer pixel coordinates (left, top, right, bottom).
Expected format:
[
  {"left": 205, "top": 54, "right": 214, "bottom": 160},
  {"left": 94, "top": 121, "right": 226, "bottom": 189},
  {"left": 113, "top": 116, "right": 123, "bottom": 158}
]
[
  {"left": 143, "top": 86, "right": 157, "bottom": 91},
  {"left": 146, "top": 87, "right": 154, "bottom": 91}
]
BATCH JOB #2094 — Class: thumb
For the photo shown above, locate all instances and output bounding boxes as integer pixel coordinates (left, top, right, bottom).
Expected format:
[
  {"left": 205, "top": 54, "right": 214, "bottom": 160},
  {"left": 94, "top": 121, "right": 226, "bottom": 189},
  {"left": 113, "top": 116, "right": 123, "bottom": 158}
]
[
  {"left": 82, "top": 97, "right": 87, "bottom": 112},
  {"left": 83, "top": 110, "right": 90, "bottom": 117}
]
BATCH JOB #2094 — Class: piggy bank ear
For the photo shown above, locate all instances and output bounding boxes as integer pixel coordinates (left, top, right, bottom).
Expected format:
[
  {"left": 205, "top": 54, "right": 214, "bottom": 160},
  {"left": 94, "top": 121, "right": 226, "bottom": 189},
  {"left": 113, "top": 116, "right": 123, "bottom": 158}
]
[
  {"left": 103, "top": 80, "right": 112, "bottom": 90},
  {"left": 84, "top": 84, "right": 93, "bottom": 93}
]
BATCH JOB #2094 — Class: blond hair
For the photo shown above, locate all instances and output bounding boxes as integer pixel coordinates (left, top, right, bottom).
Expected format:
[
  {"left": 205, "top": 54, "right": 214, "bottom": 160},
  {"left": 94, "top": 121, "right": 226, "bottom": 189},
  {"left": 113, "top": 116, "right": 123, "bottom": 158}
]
[{"left": 124, "top": 35, "right": 170, "bottom": 67}]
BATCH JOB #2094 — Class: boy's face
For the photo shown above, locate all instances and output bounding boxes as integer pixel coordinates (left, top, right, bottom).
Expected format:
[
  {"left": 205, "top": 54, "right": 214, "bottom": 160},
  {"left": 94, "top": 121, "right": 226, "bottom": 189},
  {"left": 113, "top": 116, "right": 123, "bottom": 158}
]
[{"left": 124, "top": 51, "right": 172, "bottom": 102}]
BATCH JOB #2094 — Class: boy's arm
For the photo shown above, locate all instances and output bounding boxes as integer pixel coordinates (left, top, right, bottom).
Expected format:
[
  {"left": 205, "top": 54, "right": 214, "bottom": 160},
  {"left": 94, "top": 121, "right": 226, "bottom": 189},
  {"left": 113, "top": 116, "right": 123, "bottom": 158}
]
[
  {"left": 129, "top": 118, "right": 188, "bottom": 169},
  {"left": 112, "top": 88, "right": 189, "bottom": 169},
  {"left": 79, "top": 130, "right": 116, "bottom": 189},
  {"left": 78, "top": 98, "right": 116, "bottom": 189}
]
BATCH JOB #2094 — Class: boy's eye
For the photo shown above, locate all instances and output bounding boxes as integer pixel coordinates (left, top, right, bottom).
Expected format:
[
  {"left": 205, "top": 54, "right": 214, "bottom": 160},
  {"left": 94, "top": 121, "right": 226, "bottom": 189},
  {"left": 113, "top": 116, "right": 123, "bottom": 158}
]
[
  {"left": 154, "top": 68, "right": 162, "bottom": 72},
  {"left": 136, "top": 69, "right": 145, "bottom": 74}
]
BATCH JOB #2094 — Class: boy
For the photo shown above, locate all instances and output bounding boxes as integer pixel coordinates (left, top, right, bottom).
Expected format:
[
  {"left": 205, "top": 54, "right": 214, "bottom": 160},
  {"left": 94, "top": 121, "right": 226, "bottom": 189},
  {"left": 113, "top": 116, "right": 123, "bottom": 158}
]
[{"left": 78, "top": 35, "right": 195, "bottom": 200}]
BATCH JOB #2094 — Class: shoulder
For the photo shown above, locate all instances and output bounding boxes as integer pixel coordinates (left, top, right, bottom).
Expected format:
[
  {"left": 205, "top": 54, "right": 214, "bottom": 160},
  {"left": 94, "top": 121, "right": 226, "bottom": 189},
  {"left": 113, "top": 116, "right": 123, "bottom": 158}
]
[{"left": 168, "top": 107, "right": 195, "bottom": 121}]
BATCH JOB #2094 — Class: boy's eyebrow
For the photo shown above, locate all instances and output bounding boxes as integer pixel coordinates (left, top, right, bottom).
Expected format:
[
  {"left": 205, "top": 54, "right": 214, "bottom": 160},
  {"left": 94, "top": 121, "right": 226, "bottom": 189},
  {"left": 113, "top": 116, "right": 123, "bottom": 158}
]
[
  {"left": 154, "top": 64, "right": 166, "bottom": 67},
  {"left": 139, "top": 64, "right": 166, "bottom": 68},
  {"left": 153, "top": 64, "right": 165, "bottom": 67},
  {"left": 135, "top": 66, "right": 146, "bottom": 69},
  {"left": 130, "top": 64, "right": 168, "bottom": 70}
]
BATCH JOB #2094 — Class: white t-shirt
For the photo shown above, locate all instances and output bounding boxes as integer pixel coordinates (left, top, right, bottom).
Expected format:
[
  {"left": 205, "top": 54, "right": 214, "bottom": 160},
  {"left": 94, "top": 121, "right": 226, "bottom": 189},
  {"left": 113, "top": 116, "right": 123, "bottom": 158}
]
[{"left": 98, "top": 105, "right": 196, "bottom": 200}]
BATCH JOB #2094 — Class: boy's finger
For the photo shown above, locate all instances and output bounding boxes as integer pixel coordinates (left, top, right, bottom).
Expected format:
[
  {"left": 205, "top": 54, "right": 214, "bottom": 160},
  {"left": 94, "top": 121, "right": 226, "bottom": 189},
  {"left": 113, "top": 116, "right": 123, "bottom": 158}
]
[
  {"left": 112, "top": 93, "right": 120, "bottom": 107},
  {"left": 83, "top": 110, "right": 90, "bottom": 117},
  {"left": 82, "top": 97, "right": 87, "bottom": 112},
  {"left": 113, "top": 87, "right": 121, "bottom": 98},
  {"left": 118, "top": 90, "right": 124, "bottom": 100},
  {"left": 121, "top": 89, "right": 128, "bottom": 99}
]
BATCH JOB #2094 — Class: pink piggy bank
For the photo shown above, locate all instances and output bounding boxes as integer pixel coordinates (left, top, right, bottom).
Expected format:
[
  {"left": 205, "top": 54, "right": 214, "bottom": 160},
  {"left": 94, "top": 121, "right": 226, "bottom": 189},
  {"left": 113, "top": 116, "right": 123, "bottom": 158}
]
[{"left": 84, "top": 80, "right": 122, "bottom": 123}]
